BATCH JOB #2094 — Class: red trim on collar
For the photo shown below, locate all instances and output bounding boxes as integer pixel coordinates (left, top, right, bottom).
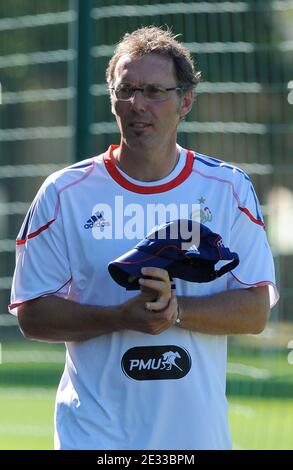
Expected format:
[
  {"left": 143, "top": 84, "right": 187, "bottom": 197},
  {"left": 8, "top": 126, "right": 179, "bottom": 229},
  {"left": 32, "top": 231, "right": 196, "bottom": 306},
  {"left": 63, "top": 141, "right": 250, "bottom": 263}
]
[{"left": 103, "top": 145, "right": 194, "bottom": 194}]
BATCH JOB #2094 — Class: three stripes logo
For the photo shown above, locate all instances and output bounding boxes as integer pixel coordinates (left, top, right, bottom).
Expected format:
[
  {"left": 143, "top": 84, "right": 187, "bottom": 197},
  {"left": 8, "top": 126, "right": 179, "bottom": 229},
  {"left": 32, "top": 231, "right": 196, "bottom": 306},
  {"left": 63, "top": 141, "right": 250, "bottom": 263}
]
[{"left": 84, "top": 211, "right": 110, "bottom": 230}]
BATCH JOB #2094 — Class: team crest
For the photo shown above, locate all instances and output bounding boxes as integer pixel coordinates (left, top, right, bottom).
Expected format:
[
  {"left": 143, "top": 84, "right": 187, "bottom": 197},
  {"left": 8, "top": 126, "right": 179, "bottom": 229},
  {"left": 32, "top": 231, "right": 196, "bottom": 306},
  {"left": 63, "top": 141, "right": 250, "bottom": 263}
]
[{"left": 190, "top": 197, "right": 213, "bottom": 224}]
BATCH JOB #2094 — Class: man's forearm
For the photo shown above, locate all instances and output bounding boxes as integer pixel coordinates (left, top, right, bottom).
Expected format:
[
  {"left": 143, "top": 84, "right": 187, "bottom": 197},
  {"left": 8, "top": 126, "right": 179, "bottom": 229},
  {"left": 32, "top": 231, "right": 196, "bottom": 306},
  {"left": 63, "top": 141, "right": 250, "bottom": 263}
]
[
  {"left": 17, "top": 295, "right": 123, "bottom": 342},
  {"left": 177, "top": 286, "right": 270, "bottom": 335}
]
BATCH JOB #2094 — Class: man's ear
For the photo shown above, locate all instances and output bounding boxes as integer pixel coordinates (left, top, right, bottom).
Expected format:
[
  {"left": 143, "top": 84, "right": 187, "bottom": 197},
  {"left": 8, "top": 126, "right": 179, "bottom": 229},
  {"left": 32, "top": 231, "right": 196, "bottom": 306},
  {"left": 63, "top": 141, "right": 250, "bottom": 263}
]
[{"left": 179, "top": 89, "right": 194, "bottom": 120}]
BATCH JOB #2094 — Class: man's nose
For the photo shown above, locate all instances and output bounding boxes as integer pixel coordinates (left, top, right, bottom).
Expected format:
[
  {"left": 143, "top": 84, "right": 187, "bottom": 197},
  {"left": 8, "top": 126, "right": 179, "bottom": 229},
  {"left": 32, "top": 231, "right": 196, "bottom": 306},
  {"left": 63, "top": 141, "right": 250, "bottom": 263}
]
[{"left": 130, "top": 89, "right": 147, "bottom": 112}]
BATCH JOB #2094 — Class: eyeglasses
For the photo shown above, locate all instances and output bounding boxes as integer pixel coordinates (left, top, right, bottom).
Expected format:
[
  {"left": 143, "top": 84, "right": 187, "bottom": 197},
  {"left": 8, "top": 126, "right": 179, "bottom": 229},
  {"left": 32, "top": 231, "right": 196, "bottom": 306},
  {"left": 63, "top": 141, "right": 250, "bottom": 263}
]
[{"left": 110, "top": 84, "right": 184, "bottom": 102}]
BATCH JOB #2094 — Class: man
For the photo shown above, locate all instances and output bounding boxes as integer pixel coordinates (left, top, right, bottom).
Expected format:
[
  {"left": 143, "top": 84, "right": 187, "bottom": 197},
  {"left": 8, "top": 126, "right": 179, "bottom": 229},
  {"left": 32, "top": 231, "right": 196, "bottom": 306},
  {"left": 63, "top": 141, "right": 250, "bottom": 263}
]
[{"left": 9, "top": 27, "right": 278, "bottom": 450}]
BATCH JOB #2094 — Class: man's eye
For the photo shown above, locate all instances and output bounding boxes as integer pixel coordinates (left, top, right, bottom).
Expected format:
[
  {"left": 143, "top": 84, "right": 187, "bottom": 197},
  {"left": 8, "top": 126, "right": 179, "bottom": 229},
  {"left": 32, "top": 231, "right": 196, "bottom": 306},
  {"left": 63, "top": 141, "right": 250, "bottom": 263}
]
[
  {"left": 147, "top": 86, "right": 162, "bottom": 94},
  {"left": 118, "top": 85, "right": 131, "bottom": 92}
]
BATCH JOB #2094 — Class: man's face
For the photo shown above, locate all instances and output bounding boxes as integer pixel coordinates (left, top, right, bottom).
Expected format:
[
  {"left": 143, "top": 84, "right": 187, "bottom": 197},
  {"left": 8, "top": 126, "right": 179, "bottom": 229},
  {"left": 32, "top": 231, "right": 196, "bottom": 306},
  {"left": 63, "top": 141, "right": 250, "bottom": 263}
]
[{"left": 110, "top": 53, "right": 193, "bottom": 151}]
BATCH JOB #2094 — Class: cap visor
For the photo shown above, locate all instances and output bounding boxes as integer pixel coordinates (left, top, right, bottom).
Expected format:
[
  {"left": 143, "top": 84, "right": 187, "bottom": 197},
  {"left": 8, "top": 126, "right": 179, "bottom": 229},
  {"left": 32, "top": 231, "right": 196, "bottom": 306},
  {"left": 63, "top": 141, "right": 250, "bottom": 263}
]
[{"left": 108, "top": 248, "right": 171, "bottom": 289}]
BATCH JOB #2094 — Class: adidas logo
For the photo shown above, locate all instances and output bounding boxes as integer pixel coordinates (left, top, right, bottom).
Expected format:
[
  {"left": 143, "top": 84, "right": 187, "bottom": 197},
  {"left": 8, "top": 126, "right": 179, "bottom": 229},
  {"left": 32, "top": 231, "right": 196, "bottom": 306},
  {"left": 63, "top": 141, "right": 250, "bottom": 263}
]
[
  {"left": 84, "top": 211, "right": 110, "bottom": 230},
  {"left": 186, "top": 244, "right": 200, "bottom": 254}
]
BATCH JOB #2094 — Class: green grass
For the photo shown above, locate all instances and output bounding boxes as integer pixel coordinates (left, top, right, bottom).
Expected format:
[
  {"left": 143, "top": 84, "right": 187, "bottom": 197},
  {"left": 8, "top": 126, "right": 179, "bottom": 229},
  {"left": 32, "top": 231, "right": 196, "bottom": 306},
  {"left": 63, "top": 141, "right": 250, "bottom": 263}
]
[
  {"left": 1, "top": 336, "right": 293, "bottom": 449},
  {"left": 0, "top": 388, "right": 292, "bottom": 450},
  {"left": 0, "top": 388, "right": 56, "bottom": 450},
  {"left": 229, "top": 397, "right": 293, "bottom": 450}
]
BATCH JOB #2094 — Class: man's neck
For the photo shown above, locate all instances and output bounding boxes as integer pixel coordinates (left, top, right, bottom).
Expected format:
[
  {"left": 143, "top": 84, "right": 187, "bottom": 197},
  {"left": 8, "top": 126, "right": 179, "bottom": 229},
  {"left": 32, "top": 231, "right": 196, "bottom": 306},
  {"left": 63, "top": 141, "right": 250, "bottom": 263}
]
[{"left": 112, "top": 142, "right": 180, "bottom": 182}]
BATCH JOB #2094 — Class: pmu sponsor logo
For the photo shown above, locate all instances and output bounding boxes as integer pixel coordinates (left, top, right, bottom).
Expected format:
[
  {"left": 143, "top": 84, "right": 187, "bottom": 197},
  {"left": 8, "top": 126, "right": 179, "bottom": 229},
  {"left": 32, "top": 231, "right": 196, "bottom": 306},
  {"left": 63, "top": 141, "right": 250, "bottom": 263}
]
[{"left": 121, "top": 345, "right": 191, "bottom": 380}]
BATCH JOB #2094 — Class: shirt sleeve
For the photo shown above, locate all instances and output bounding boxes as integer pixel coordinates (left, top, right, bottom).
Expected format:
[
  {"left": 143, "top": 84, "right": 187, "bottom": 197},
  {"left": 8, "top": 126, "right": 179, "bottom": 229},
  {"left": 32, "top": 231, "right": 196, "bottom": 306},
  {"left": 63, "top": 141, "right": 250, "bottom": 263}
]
[
  {"left": 9, "top": 176, "right": 72, "bottom": 316},
  {"left": 228, "top": 174, "right": 279, "bottom": 308}
]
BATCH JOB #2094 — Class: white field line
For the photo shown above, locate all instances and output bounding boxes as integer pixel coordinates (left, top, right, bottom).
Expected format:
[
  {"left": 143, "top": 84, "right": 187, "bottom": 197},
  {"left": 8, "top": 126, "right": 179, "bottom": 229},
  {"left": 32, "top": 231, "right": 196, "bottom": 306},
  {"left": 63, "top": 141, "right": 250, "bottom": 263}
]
[
  {"left": 1, "top": 350, "right": 65, "bottom": 363},
  {"left": 1, "top": 351, "right": 271, "bottom": 380},
  {"left": 229, "top": 403, "right": 256, "bottom": 418},
  {"left": 227, "top": 362, "right": 270, "bottom": 379},
  {"left": 0, "top": 424, "right": 52, "bottom": 437},
  {"left": 0, "top": 387, "right": 56, "bottom": 398}
]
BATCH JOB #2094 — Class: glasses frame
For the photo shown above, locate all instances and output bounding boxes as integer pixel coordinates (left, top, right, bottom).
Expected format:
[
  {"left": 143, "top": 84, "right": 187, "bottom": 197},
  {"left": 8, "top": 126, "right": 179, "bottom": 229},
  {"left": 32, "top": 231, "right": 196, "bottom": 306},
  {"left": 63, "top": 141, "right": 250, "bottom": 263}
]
[{"left": 109, "top": 84, "right": 184, "bottom": 102}]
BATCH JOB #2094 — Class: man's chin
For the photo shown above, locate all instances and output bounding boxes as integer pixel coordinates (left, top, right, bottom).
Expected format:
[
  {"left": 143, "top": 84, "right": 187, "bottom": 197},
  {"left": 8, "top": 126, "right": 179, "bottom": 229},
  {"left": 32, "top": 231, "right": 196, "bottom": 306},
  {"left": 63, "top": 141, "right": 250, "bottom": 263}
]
[{"left": 124, "top": 132, "right": 155, "bottom": 147}]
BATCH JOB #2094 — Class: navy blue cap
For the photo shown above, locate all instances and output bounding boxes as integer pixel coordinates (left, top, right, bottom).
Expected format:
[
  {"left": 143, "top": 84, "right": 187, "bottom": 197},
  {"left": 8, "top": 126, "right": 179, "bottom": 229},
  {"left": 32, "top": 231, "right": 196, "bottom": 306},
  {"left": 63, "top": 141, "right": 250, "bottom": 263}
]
[{"left": 108, "top": 219, "right": 239, "bottom": 290}]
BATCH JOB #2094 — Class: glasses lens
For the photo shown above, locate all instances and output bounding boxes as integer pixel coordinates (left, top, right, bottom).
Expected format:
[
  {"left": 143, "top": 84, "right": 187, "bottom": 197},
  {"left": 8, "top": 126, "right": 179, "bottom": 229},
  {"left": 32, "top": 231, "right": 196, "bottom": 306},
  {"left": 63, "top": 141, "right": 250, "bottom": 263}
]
[
  {"left": 115, "top": 85, "right": 132, "bottom": 100},
  {"left": 144, "top": 85, "right": 167, "bottom": 101}
]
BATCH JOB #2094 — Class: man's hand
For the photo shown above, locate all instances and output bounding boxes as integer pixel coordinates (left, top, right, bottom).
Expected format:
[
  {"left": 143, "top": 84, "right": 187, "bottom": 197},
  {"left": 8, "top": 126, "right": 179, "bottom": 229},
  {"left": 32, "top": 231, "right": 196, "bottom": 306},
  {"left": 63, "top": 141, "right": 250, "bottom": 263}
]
[
  {"left": 139, "top": 267, "right": 173, "bottom": 311},
  {"left": 120, "top": 267, "right": 178, "bottom": 334}
]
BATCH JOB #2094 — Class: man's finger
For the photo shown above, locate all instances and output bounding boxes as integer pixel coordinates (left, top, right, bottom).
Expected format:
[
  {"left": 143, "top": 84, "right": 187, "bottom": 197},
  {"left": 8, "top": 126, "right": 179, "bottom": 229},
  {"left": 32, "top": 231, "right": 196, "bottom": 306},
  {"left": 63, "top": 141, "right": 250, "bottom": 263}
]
[
  {"left": 141, "top": 267, "right": 170, "bottom": 281},
  {"left": 138, "top": 278, "right": 168, "bottom": 292},
  {"left": 145, "top": 292, "right": 177, "bottom": 312}
]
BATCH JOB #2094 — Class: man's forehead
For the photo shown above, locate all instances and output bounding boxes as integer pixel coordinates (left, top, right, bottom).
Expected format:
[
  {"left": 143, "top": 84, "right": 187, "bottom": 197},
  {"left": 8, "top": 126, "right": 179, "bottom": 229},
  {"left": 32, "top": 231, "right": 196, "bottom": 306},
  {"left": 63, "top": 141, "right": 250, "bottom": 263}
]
[{"left": 114, "top": 53, "right": 176, "bottom": 83}]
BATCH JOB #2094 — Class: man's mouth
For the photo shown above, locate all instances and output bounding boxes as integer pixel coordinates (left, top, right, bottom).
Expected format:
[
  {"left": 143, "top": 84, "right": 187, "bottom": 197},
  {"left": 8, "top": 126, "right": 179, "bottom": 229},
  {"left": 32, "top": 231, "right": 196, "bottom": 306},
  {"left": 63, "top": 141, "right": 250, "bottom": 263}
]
[{"left": 129, "top": 122, "right": 151, "bottom": 129}]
